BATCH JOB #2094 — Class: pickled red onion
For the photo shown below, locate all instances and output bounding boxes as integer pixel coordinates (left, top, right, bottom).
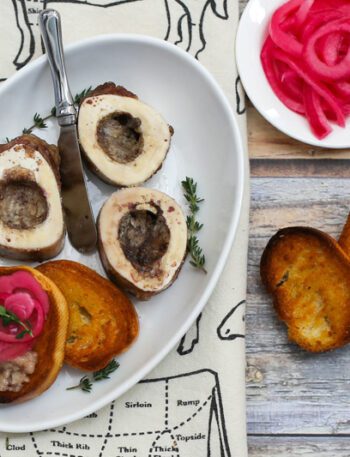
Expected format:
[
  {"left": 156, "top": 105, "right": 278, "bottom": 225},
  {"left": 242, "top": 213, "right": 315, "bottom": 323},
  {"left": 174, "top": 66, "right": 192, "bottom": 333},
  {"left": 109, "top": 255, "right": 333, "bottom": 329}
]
[
  {"left": 0, "top": 341, "right": 33, "bottom": 363},
  {"left": 294, "top": 0, "right": 314, "bottom": 28},
  {"left": 0, "top": 271, "right": 49, "bottom": 361},
  {"left": 261, "top": 0, "right": 350, "bottom": 139},
  {"left": 5, "top": 292, "right": 35, "bottom": 321},
  {"left": 261, "top": 38, "right": 306, "bottom": 113},
  {"left": 304, "top": 21, "right": 350, "bottom": 81},
  {"left": 269, "top": 0, "right": 304, "bottom": 56},
  {"left": 11, "top": 271, "right": 49, "bottom": 315},
  {"left": 304, "top": 88, "right": 332, "bottom": 139}
]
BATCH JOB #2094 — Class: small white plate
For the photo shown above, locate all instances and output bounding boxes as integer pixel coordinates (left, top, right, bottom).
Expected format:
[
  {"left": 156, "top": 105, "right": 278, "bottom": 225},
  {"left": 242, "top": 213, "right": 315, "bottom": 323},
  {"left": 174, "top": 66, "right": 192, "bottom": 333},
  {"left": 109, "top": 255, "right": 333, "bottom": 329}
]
[
  {"left": 0, "top": 34, "right": 244, "bottom": 432},
  {"left": 236, "top": 0, "right": 350, "bottom": 148}
]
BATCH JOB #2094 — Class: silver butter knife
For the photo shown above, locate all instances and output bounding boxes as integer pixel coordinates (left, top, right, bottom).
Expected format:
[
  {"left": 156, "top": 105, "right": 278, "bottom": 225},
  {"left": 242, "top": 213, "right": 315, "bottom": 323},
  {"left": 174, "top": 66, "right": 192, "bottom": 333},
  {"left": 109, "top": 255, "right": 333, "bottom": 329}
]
[{"left": 39, "top": 9, "right": 97, "bottom": 253}]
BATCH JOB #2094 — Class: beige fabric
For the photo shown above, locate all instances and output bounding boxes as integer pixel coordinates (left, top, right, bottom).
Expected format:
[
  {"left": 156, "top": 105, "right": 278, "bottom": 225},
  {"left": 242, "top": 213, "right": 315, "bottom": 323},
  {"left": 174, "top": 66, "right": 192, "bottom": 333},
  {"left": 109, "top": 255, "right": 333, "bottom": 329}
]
[{"left": 0, "top": 1, "right": 249, "bottom": 456}]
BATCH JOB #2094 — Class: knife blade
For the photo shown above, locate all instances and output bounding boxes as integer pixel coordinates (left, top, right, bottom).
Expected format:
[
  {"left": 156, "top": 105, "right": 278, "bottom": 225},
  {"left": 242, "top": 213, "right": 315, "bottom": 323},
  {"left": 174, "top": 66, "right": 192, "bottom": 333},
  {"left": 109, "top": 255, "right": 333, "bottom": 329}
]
[
  {"left": 58, "top": 125, "right": 97, "bottom": 251},
  {"left": 39, "top": 9, "right": 97, "bottom": 252}
]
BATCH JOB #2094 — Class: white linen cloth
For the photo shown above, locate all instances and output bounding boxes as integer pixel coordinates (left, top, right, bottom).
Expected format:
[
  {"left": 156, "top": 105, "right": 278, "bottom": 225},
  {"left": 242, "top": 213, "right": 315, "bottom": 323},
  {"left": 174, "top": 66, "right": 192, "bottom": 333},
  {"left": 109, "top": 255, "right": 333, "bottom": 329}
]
[{"left": 0, "top": 1, "right": 249, "bottom": 456}]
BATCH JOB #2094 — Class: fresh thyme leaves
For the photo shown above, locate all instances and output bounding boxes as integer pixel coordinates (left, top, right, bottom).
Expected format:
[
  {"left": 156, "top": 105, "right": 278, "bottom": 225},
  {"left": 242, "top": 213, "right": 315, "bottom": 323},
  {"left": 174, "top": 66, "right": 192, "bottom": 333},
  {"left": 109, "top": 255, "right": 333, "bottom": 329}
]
[
  {"left": 181, "top": 177, "right": 206, "bottom": 273},
  {"left": 0, "top": 305, "right": 33, "bottom": 338},
  {"left": 187, "top": 236, "right": 206, "bottom": 271},
  {"left": 74, "top": 86, "right": 92, "bottom": 105},
  {"left": 93, "top": 359, "right": 120, "bottom": 381},
  {"left": 66, "top": 359, "right": 120, "bottom": 393},
  {"left": 20, "top": 86, "right": 92, "bottom": 135},
  {"left": 66, "top": 376, "right": 93, "bottom": 393},
  {"left": 182, "top": 177, "right": 204, "bottom": 214},
  {"left": 33, "top": 113, "right": 48, "bottom": 129},
  {"left": 22, "top": 113, "right": 51, "bottom": 135}
]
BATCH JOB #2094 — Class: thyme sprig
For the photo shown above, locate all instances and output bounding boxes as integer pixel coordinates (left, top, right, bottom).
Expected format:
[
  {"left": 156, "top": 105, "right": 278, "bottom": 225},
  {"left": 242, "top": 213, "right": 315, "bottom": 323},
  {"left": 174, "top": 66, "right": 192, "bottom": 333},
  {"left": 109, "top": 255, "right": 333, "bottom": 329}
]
[
  {"left": 66, "top": 376, "right": 93, "bottom": 393},
  {"left": 93, "top": 359, "right": 119, "bottom": 381},
  {"left": 74, "top": 86, "right": 92, "bottom": 105},
  {"left": 20, "top": 86, "right": 93, "bottom": 136},
  {"left": 22, "top": 113, "right": 51, "bottom": 135},
  {"left": 0, "top": 305, "right": 33, "bottom": 339},
  {"left": 181, "top": 177, "right": 206, "bottom": 273},
  {"left": 66, "top": 359, "right": 120, "bottom": 393}
]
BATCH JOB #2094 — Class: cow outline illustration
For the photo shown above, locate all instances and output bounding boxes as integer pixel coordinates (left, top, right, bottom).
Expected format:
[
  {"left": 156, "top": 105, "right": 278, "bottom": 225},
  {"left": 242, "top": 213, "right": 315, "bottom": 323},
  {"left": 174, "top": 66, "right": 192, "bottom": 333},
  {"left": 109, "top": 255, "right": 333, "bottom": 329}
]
[
  {"left": 7, "top": 0, "right": 229, "bottom": 79},
  {"left": 217, "top": 300, "right": 245, "bottom": 341},
  {"left": 177, "top": 313, "right": 202, "bottom": 356}
]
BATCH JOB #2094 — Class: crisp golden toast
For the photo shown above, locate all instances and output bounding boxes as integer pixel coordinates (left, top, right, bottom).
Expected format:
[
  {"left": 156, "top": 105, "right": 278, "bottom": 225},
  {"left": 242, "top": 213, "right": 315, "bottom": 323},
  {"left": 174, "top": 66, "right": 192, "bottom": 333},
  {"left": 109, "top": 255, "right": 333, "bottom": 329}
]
[
  {"left": 261, "top": 227, "right": 350, "bottom": 352},
  {"left": 37, "top": 260, "right": 139, "bottom": 371},
  {"left": 0, "top": 266, "right": 68, "bottom": 403}
]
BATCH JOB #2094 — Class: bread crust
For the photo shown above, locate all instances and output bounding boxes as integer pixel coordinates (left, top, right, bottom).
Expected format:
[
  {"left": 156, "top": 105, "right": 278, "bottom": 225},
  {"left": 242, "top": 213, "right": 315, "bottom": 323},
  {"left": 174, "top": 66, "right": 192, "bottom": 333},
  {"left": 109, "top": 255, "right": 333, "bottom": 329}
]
[
  {"left": 0, "top": 266, "right": 68, "bottom": 403},
  {"left": 261, "top": 227, "right": 350, "bottom": 352},
  {"left": 37, "top": 260, "right": 139, "bottom": 371}
]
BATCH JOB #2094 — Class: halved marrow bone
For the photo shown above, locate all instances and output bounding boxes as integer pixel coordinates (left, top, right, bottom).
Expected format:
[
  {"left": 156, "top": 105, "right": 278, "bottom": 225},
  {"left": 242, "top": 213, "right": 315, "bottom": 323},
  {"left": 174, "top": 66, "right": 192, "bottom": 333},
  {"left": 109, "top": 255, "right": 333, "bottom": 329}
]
[
  {"left": 78, "top": 82, "right": 173, "bottom": 187},
  {"left": 0, "top": 135, "right": 65, "bottom": 261},
  {"left": 98, "top": 187, "right": 187, "bottom": 300}
]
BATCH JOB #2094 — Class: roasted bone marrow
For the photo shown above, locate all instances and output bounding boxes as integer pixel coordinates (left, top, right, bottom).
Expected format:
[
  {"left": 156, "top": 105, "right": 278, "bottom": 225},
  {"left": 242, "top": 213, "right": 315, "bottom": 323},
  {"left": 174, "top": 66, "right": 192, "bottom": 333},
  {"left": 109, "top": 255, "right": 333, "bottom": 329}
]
[
  {"left": 78, "top": 82, "right": 173, "bottom": 187},
  {"left": 98, "top": 188, "right": 187, "bottom": 300},
  {"left": 0, "top": 135, "right": 65, "bottom": 261}
]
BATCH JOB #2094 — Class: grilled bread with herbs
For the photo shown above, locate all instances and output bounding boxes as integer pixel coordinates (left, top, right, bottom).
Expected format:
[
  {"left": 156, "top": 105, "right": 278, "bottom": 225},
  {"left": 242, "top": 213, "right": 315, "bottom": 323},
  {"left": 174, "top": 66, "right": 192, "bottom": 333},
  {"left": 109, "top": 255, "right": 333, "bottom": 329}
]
[{"left": 37, "top": 260, "right": 139, "bottom": 371}]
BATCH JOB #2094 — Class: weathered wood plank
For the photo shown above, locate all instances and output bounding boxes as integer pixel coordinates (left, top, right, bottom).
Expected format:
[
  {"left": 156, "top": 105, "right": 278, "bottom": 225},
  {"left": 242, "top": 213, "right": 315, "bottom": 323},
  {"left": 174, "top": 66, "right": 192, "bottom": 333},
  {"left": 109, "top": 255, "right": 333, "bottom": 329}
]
[
  {"left": 251, "top": 158, "right": 350, "bottom": 177},
  {"left": 248, "top": 436, "right": 350, "bottom": 457},
  {"left": 241, "top": 0, "right": 350, "bottom": 448},
  {"left": 246, "top": 177, "right": 350, "bottom": 435},
  {"left": 248, "top": 104, "right": 350, "bottom": 160}
]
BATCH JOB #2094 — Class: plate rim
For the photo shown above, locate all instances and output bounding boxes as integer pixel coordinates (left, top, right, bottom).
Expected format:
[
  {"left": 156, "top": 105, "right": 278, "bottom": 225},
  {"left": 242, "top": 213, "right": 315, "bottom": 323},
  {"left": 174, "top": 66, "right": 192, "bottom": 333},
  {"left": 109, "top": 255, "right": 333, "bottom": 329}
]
[
  {"left": 236, "top": 0, "right": 350, "bottom": 149},
  {"left": 0, "top": 33, "right": 245, "bottom": 433}
]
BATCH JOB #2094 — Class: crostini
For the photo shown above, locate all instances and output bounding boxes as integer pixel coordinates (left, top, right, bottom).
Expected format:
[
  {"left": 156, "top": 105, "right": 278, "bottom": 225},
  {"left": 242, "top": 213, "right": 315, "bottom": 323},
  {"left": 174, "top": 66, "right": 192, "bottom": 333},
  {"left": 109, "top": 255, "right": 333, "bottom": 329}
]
[
  {"left": 37, "top": 260, "right": 139, "bottom": 371},
  {"left": 0, "top": 266, "right": 68, "bottom": 403}
]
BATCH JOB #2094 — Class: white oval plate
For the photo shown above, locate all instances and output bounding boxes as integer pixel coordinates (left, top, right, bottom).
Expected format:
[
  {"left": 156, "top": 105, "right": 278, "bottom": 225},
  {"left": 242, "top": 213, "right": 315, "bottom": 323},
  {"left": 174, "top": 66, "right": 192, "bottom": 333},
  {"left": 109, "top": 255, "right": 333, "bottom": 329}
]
[
  {"left": 0, "top": 34, "right": 244, "bottom": 432},
  {"left": 236, "top": 0, "right": 350, "bottom": 148}
]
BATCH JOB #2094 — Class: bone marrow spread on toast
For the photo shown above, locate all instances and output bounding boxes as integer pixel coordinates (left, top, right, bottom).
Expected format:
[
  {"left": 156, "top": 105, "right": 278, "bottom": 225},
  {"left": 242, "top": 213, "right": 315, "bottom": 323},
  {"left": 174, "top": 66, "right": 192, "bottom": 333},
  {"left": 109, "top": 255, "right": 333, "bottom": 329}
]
[
  {"left": 0, "top": 135, "right": 65, "bottom": 261},
  {"left": 78, "top": 82, "right": 173, "bottom": 187},
  {"left": 0, "top": 266, "right": 68, "bottom": 403},
  {"left": 98, "top": 187, "right": 187, "bottom": 300}
]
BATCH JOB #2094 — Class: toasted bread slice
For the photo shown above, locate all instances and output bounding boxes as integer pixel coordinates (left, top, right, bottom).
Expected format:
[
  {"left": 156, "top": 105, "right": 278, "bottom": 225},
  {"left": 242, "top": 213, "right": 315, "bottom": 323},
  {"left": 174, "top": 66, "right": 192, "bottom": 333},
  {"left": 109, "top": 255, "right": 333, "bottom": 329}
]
[
  {"left": 260, "top": 227, "right": 350, "bottom": 352},
  {"left": 338, "top": 213, "right": 350, "bottom": 257},
  {"left": 0, "top": 266, "right": 68, "bottom": 403},
  {"left": 37, "top": 260, "right": 139, "bottom": 371}
]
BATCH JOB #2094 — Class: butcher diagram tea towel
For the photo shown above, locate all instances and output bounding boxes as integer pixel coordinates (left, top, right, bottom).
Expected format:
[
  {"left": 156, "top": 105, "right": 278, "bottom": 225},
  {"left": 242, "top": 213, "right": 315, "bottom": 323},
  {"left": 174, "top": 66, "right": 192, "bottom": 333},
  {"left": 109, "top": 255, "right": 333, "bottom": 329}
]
[{"left": 0, "top": 1, "right": 249, "bottom": 456}]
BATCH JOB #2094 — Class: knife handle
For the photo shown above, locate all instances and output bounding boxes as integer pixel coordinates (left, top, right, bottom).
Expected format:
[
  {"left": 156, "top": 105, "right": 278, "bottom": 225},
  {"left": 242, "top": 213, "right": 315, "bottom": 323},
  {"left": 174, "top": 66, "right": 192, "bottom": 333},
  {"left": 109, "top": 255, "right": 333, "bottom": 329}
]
[{"left": 39, "top": 9, "right": 76, "bottom": 126}]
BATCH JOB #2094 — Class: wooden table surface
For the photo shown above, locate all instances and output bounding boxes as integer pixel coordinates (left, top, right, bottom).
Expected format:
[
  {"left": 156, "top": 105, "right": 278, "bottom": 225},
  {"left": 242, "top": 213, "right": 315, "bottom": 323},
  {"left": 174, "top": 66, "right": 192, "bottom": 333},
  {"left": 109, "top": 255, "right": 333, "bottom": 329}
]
[{"left": 240, "top": 2, "right": 350, "bottom": 456}]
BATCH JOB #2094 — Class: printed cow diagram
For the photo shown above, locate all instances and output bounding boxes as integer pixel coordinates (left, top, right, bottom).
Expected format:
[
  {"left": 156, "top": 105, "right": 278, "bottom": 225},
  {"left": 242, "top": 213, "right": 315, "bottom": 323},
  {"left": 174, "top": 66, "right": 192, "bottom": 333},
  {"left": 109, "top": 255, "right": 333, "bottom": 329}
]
[
  {"left": 2, "top": 370, "right": 231, "bottom": 457},
  {"left": 3, "top": 0, "right": 229, "bottom": 80}
]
